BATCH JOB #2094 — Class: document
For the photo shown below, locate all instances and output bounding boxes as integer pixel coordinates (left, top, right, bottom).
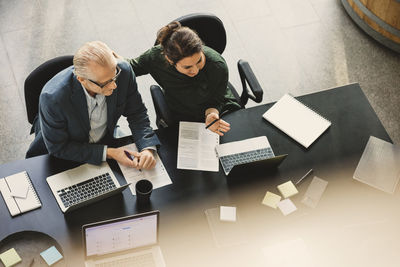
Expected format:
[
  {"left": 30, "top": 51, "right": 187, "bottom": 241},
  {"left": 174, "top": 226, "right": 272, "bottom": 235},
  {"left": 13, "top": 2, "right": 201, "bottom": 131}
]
[
  {"left": 177, "top": 121, "right": 219, "bottom": 172},
  {"left": 118, "top": 144, "right": 172, "bottom": 195}
]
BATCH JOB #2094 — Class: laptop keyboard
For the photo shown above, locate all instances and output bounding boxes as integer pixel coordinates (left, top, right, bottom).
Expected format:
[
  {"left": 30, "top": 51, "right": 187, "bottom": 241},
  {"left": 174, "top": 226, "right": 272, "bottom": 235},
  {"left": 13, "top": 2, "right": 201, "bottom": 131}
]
[
  {"left": 95, "top": 253, "right": 156, "bottom": 267},
  {"left": 219, "top": 147, "right": 275, "bottom": 174},
  {"left": 57, "top": 173, "right": 116, "bottom": 208}
]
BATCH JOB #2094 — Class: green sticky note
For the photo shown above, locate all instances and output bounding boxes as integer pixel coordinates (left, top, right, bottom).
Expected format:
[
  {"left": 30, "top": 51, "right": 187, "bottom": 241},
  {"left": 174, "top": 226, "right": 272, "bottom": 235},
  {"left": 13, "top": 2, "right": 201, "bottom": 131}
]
[
  {"left": 0, "top": 248, "right": 22, "bottom": 267},
  {"left": 40, "top": 246, "right": 63, "bottom": 266},
  {"left": 277, "top": 180, "right": 299, "bottom": 198},
  {"left": 262, "top": 191, "right": 281, "bottom": 209}
]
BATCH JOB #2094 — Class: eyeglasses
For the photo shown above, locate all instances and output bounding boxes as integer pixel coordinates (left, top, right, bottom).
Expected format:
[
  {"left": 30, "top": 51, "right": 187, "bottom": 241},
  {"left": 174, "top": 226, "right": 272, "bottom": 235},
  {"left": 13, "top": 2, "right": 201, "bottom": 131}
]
[{"left": 88, "top": 66, "right": 121, "bottom": 89}]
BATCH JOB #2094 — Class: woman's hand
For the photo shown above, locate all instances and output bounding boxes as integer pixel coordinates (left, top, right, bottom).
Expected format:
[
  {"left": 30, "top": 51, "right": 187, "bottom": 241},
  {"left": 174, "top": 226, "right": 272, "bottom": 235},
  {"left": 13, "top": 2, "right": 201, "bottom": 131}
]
[{"left": 205, "top": 112, "right": 231, "bottom": 136}]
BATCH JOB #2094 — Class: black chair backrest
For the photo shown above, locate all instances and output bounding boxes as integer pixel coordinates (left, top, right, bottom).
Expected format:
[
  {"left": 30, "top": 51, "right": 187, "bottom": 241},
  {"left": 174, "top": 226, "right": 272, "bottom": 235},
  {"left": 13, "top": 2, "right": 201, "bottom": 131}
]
[
  {"left": 24, "top": 55, "right": 73, "bottom": 124},
  {"left": 155, "top": 13, "right": 227, "bottom": 55}
]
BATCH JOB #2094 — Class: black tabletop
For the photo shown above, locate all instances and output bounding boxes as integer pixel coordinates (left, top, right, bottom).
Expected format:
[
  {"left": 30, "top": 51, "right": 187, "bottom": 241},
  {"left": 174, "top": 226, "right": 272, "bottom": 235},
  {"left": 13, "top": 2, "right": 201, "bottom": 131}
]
[{"left": 0, "top": 83, "right": 393, "bottom": 266}]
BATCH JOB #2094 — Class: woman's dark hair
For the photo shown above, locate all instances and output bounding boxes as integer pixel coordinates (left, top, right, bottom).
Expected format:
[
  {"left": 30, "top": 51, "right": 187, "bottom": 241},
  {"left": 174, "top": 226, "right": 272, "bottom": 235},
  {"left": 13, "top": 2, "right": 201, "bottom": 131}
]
[{"left": 156, "top": 21, "right": 203, "bottom": 65}]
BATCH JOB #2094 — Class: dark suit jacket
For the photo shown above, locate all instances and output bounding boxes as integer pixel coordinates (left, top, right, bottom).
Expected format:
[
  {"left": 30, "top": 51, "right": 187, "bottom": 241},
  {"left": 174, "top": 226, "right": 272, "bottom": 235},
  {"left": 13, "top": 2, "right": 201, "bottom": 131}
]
[{"left": 26, "top": 60, "right": 160, "bottom": 165}]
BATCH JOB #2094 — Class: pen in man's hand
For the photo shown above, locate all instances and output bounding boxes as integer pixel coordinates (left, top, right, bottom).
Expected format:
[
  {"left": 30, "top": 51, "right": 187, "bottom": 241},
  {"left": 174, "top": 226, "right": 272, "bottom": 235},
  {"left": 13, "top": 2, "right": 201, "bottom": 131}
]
[{"left": 124, "top": 150, "right": 142, "bottom": 172}]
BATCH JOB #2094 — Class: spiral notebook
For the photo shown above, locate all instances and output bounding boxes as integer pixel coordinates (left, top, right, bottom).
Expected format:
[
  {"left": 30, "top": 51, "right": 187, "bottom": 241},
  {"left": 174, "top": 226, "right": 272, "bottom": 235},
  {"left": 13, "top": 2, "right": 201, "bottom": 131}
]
[
  {"left": 263, "top": 94, "right": 331, "bottom": 148},
  {"left": 0, "top": 171, "right": 41, "bottom": 216}
]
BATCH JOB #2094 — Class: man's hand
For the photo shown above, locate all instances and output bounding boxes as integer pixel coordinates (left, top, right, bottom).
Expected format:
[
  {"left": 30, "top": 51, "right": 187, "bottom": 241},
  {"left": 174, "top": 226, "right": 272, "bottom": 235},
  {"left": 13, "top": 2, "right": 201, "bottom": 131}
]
[
  {"left": 107, "top": 148, "right": 140, "bottom": 168},
  {"left": 205, "top": 112, "right": 231, "bottom": 136},
  {"left": 107, "top": 148, "right": 156, "bottom": 170},
  {"left": 137, "top": 149, "right": 156, "bottom": 170}
]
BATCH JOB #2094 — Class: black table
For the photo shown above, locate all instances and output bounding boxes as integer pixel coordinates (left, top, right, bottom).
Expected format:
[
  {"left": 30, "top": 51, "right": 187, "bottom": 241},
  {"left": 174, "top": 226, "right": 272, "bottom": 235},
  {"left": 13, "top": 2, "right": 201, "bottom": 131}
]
[{"left": 1, "top": 83, "right": 397, "bottom": 267}]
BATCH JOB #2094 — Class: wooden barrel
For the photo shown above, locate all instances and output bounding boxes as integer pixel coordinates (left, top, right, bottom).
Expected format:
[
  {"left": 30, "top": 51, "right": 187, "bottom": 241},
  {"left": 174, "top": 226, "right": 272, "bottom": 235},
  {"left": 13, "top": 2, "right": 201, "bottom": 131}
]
[{"left": 341, "top": 0, "right": 400, "bottom": 53}]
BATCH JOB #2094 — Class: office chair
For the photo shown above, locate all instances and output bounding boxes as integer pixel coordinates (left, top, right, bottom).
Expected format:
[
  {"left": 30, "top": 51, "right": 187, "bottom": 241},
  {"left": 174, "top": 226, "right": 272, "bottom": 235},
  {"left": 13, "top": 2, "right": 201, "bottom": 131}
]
[
  {"left": 24, "top": 55, "right": 74, "bottom": 125},
  {"left": 150, "top": 13, "right": 263, "bottom": 128}
]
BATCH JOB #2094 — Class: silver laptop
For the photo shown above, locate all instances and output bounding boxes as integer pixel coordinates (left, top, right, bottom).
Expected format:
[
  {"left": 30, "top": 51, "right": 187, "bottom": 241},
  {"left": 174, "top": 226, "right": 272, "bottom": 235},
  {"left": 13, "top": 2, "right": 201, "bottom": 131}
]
[
  {"left": 47, "top": 162, "right": 130, "bottom": 213},
  {"left": 215, "top": 136, "right": 287, "bottom": 176},
  {"left": 82, "top": 211, "right": 166, "bottom": 267}
]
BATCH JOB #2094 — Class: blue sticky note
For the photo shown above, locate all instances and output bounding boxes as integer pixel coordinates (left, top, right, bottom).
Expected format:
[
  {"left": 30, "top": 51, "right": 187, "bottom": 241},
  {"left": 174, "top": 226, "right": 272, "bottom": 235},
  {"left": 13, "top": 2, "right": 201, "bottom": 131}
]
[{"left": 40, "top": 246, "right": 63, "bottom": 266}]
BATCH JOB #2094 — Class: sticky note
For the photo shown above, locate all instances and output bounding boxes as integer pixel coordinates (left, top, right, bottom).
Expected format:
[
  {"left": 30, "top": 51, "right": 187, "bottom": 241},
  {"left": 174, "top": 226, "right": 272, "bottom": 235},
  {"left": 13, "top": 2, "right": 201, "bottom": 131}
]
[
  {"left": 40, "top": 246, "right": 63, "bottom": 266},
  {"left": 0, "top": 248, "right": 22, "bottom": 267},
  {"left": 277, "top": 181, "right": 298, "bottom": 198},
  {"left": 262, "top": 191, "right": 281, "bottom": 209},
  {"left": 277, "top": 199, "right": 297, "bottom": 216},
  {"left": 220, "top": 206, "right": 236, "bottom": 222}
]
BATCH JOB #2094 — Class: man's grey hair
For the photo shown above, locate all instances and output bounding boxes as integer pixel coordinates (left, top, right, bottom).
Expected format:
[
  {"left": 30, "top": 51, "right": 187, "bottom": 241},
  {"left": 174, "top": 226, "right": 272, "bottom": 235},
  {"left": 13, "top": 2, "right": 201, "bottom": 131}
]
[{"left": 73, "top": 41, "right": 116, "bottom": 79}]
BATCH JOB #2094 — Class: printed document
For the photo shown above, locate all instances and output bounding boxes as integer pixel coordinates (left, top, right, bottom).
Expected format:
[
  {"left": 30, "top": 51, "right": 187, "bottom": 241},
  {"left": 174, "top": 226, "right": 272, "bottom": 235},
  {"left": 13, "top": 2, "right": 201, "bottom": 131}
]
[
  {"left": 177, "top": 121, "right": 219, "bottom": 172},
  {"left": 118, "top": 144, "right": 172, "bottom": 195}
]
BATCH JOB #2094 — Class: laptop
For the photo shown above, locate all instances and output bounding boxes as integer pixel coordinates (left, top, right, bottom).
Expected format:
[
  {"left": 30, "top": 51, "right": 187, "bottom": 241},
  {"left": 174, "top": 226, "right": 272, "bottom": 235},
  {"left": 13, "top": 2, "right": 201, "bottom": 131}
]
[
  {"left": 47, "top": 162, "right": 130, "bottom": 213},
  {"left": 82, "top": 211, "right": 166, "bottom": 267},
  {"left": 215, "top": 136, "right": 287, "bottom": 176}
]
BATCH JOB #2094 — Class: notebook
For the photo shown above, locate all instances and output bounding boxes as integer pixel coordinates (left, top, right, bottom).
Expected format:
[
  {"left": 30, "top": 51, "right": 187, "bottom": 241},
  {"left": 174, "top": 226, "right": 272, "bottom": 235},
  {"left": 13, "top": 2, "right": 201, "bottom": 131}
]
[
  {"left": 0, "top": 171, "right": 41, "bottom": 216},
  {"left": 263, "top": 94, "right": 331, "bottom": 148},
  {"left": 82, "top": 211, "right": 165, "bottom": 267}
]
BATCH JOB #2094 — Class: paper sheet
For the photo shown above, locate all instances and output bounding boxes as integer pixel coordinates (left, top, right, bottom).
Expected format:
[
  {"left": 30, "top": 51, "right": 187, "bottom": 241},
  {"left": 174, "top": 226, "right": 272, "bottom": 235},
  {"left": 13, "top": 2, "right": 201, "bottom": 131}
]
[
  {"left": 301, "top": 176, "right": 328, "bottom": 208},
  {"left": 118, "top": 144, "right": 172, "bottom": 195},
  {"left": 177, "top": 121, "right": 219, "bottom": 172}
]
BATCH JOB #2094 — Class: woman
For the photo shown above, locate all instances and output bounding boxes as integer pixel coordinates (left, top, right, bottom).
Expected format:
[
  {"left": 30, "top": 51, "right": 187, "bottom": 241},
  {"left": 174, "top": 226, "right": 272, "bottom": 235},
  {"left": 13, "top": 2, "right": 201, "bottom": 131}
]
[{"left": 126, "top": 21, "right": 241, "bottom": 136}]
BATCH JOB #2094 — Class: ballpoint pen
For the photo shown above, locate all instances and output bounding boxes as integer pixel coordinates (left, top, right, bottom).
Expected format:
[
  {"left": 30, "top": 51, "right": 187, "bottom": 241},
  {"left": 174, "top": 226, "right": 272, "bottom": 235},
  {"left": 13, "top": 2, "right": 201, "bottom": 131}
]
[
  {"left": 295, "top": 169, "right": 313, "bottom": 185},
  {"left": 124, "top": 150, "right": 142, "bottom": 172},
  {"left": 205, "top": 110, "right": 229, "bottom": 129}
]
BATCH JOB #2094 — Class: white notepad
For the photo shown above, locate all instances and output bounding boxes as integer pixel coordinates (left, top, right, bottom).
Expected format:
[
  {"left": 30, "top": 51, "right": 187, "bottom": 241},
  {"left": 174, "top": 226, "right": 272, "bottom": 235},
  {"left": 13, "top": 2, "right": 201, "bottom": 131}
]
[
  {"left": 0, "top": 171, "right": 41, "bottom": 216},
  {"left": 263, "top": 94, "right": 331, "bottom": 148}
]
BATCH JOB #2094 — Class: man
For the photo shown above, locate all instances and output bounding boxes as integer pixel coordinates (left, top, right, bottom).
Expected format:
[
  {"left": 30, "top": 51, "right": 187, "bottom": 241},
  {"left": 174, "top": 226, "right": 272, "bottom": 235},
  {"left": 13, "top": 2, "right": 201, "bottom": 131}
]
[{"left": 26, "top": 41, "right": 160, "bottom": 169}]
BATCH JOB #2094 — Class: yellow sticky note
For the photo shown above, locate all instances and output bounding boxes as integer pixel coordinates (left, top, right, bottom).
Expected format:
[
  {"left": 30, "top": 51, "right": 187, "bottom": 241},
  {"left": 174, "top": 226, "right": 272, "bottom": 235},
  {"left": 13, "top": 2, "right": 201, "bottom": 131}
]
[
  {"left": 277, "top": 181, "right": 298, "bottom": 198},
  {"left": 262, "top": 191, "right": 281, "bottom": 209},
  {"left": 0, "top": 248, "right": 22, "bottom": 267}
]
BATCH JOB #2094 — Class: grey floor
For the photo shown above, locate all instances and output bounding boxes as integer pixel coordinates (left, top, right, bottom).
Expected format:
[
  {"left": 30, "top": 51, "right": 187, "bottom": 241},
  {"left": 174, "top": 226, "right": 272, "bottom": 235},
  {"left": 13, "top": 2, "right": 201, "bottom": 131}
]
[{"left": 1, "top": 0, "right": 399, "bottom": 165}]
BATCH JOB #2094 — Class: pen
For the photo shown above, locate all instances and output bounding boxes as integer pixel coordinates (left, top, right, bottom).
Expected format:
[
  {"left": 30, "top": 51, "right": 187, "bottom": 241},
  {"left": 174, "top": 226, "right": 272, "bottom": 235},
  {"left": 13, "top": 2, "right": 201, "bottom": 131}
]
[
  {"left": 124, "top": 150, "right": 142, "bottom": 172},
  {"left": 205, "top": 118, "right": 220, "bottom": 129},
  {"left": 295, "top": 169, "right": 313, "bottom": 185},
  {"left": 29, "top": 258, "right": 34, "bottom": 267},
  {"left": 205, "top": 110, "right": 229, "bottom": 129}
]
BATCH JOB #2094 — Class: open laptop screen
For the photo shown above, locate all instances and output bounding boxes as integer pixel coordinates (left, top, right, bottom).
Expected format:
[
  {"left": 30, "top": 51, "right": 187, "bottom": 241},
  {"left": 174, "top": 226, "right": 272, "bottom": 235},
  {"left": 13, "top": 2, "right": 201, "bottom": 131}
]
[{"left": 84, "top": 212, "right": 158, "bottom": 257}]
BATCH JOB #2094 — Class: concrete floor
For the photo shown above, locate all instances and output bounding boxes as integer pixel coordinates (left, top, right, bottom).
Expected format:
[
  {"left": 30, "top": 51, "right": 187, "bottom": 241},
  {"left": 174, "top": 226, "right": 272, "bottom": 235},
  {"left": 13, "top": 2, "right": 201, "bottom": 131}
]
[{"left": 0, "top": 0, "right": 399, "bottom": 164}]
